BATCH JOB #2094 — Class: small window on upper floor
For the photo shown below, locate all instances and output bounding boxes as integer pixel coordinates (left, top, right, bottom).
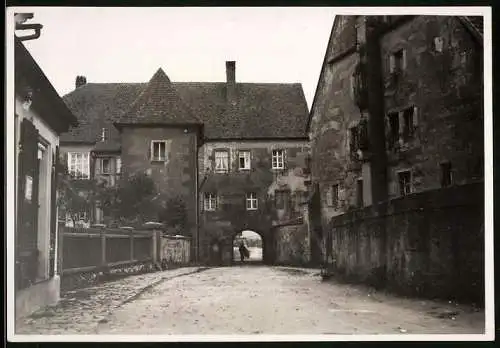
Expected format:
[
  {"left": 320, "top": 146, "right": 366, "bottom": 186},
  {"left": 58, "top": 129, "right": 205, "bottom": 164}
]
[
  {"left": 151, "top": 140, "right": 168, "bottom": 162},
  {"left": 349, "top": 126, "right": 359, "bottom": 154},
  {"left": 398, "top": 170, "right": 412, "bottom": 196},
  {"left": 100, "top": 158, "right": 111, "bottom": 175},
  {"left": 204, "top": 192, "right": 218, "bottom": 211},
  {"left": 433, "top": 37, "right": 444, "bottom": 53},
  {"left": 68, "top": 152, "right": 90, "bottom": 180},
  {"left": 440, "top": 162, "right": 453, "bottom": 187},
  {"left": 214, "top": 150, "right": 229, "bottom": 173},
  {"left": 388, "top": 112, "right": 400, "bottom": 148},
  {"left": 389, "top": 49, "right": 406, "bottom": 74},
  {"left": 100, "top": 128, "right": 108, "bottom": 142},
  {"left": 246, "top": 192, "right": 258, "bottom": 211},
  {"left": 238, "top": 151, "right": 251, "bottom": 170},
  {"left": 272, "top": 149, "right": 285, "bottom": 169},
  {"left": 402, "top": 107, "right": 415, "bottom": 141},
  {"left": 330, "top": 184, "right": 340, "bottom": 208}
]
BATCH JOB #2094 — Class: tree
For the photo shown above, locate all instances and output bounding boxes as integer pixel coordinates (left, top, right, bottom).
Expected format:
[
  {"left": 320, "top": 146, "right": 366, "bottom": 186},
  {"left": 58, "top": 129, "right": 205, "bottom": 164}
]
[
  {"left": 97, "top": 172, "right": 160, "bottom": 226},
  {"left": 57, "top": 162, "right": 99, "bottom": 226},
  {"left": 158, "top": 195, "right": 188, "bottom": 235}
]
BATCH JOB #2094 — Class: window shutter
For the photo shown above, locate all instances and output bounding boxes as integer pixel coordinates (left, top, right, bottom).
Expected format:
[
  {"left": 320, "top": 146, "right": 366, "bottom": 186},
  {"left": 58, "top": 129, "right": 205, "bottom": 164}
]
[
  {"left": 389, "top": 54, "right": 396, "bottom": 73},
  {"left": 402, "top": 49, "right": 407, "bottom": 70},
  {"left": 148, "top": 142, "right": 153, "bottom": 161},
  {"left": 413, "top": 106, "right": 419, "bottom": 127},
  {"left": 338, "top": 186, "right": 346, "bottom": 206},
  {"left": 95, "top": 158, "right": 101, "bottom": 175}
]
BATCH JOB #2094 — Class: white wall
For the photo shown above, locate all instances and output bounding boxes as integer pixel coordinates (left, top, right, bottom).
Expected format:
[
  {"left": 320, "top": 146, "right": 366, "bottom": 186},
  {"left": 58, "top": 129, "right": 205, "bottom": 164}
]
[{"left": 15, "top": 97, "right": 59, "bottom": 279}]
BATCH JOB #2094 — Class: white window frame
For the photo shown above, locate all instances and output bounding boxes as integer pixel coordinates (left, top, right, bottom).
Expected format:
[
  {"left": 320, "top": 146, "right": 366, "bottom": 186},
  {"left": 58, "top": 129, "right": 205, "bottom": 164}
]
[
  {"left": 397, "top": 170, "right": 412, "bottom": 196},
  {"left": 204, "top": 193, "right": 217, "bottom": 211},
  {"left": 214, "top": 150, "right": 229, "bottom": 173},
  {"left": 151, "top": 140, "right": 167, "bottom": 162},
  {"left": 238, "top": 150, "right": 251, "bottom": 170},
  {"left": 246, "top": 192, "right": 258, "bottom": 210},
  {"left": 433, "top": 36, "right": 444, "bottom": 53},
  {"left": 272, "top": 149, "right": 285, "bottom": 169},
  {"left": 68, "top": 152, "right": 90, "bottom": 180},
  {"left": 100, "top": 128, "right": 108, "bottom": 142},
  {"left": 116, "top": 157, "right": 122, "bottom": 174}
]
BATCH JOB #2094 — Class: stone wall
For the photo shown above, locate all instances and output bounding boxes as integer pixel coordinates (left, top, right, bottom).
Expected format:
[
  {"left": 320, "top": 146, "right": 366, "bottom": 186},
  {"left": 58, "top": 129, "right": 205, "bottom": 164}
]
[
  {"left": 327, "top": 182, "right": 484, "bottom": 304},
  {"left": 380, "top": 15, "right": 484, "bottom": 198},
  {"left": 274, "top": 221, "right": 310, "bottom": 266}
]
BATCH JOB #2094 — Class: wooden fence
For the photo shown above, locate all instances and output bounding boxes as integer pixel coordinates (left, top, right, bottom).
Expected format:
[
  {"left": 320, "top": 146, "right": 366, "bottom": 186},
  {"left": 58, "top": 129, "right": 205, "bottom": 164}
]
[{"left": 60, "top": 225, "right": 161, "bottom": 275}]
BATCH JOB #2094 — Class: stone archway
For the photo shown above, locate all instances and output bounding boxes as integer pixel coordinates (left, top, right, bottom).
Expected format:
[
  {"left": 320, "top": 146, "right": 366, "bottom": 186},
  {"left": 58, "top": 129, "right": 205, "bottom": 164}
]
[{"left": 232, "top": 230, "right": 264, "bottom": 265}]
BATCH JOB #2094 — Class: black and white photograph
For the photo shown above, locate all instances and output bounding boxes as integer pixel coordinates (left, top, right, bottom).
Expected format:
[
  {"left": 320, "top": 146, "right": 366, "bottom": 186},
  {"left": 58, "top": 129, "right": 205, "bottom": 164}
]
[{"left": 6, "top": 6, "right": 493, "bottom": 342}]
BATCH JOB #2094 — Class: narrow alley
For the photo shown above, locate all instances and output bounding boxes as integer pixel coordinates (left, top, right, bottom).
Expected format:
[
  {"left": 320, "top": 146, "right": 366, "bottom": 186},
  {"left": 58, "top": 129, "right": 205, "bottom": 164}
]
[{"left": 18, "top": 266, "right": 484, "bottom": 335}]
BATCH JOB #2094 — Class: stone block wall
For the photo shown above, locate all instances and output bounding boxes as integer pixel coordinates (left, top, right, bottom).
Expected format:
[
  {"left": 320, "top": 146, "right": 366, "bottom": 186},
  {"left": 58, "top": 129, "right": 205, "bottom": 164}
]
[
  {"left": 328, "top": 182, "right": 484, "bottom": 304},
  {"left": 274, "top": 222, "right": 310, "bottom": 266}
]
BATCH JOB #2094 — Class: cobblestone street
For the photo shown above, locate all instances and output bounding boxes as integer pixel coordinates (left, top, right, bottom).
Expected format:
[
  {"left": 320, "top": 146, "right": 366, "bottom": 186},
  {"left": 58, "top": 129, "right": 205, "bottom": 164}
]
[{"left": 17, "top": 266, "right": 484, "bottom": 335}]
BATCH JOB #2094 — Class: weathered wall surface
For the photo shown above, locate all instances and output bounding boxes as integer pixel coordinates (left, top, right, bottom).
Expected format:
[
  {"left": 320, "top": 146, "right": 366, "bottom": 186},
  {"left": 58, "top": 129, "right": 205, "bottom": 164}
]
[
  {"left": 160, "top": 236, "right": 191, "bottom": 265},
  {"left": 308, "top": 16, "right": 363, "bottom": 232},
  {"left": 120, "top": 126, "right": 199, "bottom": 241},
  {"left": 198, "top": 140, "right": 310, "bottom": 265},
  {"left": 328, "top": 182, "right": 484, "bottom": 303},
  {"left": 380, "top": 16, "right": 484, "bottom": 197},
  {"left": 274, "top": 221, "right": 310, "bottom": 266}
]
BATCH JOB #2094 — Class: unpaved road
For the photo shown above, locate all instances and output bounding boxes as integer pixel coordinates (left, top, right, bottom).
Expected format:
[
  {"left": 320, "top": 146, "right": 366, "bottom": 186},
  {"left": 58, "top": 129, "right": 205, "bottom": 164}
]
[{"left": 95, "top": 266, "right": 484, "bottom": 335}]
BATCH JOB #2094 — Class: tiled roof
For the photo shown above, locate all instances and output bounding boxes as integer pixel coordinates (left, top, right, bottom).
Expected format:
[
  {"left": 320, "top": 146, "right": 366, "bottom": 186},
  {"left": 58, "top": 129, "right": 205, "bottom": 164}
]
[
  {"left": 61, "top": 73, "right": 309, "bottom": 143},
  {"left": 115, "top": 68, "right": 201, "bottom": 126}
]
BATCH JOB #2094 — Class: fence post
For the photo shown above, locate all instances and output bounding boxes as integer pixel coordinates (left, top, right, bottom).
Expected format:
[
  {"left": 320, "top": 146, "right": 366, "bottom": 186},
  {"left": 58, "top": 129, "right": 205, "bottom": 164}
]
[
  {"left": 100, "top": 228, "right": 107, "bottom": 268},
  {"left": 151, "top": 229, "right": 158, "bottom": 263},
  {"left": 58, "top": 221, "right": 64, "bottom": 275},
  {"left": 130, "top": 230, "right": 134, "bottom": 262}
]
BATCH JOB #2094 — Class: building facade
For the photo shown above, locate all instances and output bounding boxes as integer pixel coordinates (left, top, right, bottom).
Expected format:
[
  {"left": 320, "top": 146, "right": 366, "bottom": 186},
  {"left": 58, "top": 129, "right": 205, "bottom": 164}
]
[
  {"left": 60, "top": 61, "right": 311, "bottom": 265},
  {"left": 308, "top": 15, "right": 484, "bottom": 253},
  {"left": 14, "top": 33, "right": 78, "bottom": 319}
]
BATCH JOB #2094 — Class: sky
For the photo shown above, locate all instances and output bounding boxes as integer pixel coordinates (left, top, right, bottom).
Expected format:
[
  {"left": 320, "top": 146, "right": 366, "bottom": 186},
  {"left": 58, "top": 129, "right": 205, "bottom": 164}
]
[{"left": 18, "top": 7, "right": 337, "bottom": 109}]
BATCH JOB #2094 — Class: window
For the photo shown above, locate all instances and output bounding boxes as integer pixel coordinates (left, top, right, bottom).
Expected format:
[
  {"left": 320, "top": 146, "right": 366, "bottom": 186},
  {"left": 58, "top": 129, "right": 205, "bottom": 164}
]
[
  {"left": 434, "top": 37, "right": 444, "bottom": 53},
  {"left": 330, "top": 184, "right": 340, "bottom": 207},
  {"left": 275, "top": 190, "right": 290, "bottom": 210},
  {"left": 151, "top": 141, "right": 167, "bottom": 161},
  {"left": 356, "top": 179, "right": 364, "bottom": 208},
  {"left": 215, "top": 150, "right": 229, "bottom": 173},
  {"left": 389, "top": 49, "right": 406, "bottom": 74},
  {"left": 402, "top": 108, "right": 414, "bottom": 140},
  {"left": 204, "top": 193, "right": 217, "bottom": 211},
  {"left": 398, "top": 171, "right": 412, "bottom": 196},
  {"left": 349, "top": 126, "right": 359, "bottom": 154},
  {"left": 100, "top": 128, "right": 108, "bottom": 142},
  {"left": 68, "top": 152, "right": 90, "bottom": 179},
  {"left": 238, "top": 151, "right": 251, "bottom": 170},
  {"left": 116, "top": 157, "right": 122, "bottom": 174},
  {"left": 440, "top": 162, "right": 452, "bottom": 187},
  {"left": 100, "top": 158, "right": 111, "bottom": 174},
  {"left": 388, "top": 112, "right": 400, "bottom": 147},
  {"left": 246, "top": 192, "right": 258, "bottom": 210},
  {"left": 272, "top": 149, "right": 285, "bottom": 169}
]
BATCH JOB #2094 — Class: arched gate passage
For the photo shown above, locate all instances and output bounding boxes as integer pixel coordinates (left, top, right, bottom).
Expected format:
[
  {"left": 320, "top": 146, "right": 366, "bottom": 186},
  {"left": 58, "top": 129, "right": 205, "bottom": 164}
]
[{"left": 232, "top": 230, "right": 263, "bottom": 264}]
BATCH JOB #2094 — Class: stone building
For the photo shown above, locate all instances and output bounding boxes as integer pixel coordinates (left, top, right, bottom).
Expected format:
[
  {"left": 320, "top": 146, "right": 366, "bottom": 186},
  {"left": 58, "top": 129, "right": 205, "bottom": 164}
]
[
  {"left": 308, "top": 14, "right": 484, "bottom": 244},
  {"left": 307, "top": 15, "right": 484, "bottom": 301},
  {"left": 60, "top": 61, "right": 310, "bottom": 265},
  {"left": 14, "top": 32, "right": 78, "bottom": 318}
]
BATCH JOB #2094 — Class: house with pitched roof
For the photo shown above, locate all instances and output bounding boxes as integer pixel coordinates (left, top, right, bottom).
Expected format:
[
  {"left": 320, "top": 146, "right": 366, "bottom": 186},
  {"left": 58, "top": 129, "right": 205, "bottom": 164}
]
[
  {"left": 307, "top": 15, "right": 484, "bottom": 299},
  {"left": 60, "top": 61, "right": 311, "bottom": 265},
  {"left": 14, "top": 33, "right": 78, "bottom": 318}
]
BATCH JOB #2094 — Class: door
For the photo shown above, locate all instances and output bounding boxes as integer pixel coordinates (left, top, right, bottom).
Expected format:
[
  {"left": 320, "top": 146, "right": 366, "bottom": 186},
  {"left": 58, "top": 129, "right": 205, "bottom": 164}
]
[{"left": 17, "top": 119, "right": 40, "bottom": 289}]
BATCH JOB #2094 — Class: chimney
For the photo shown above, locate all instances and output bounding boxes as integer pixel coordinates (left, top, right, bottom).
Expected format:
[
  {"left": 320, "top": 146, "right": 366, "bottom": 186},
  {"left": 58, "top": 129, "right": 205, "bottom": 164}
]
[
  {"left": 75, "top": 75, "right": 87, "bottom": 89},
  {"left": 226, "top": 61, "right": 236, "bottom": 101}
]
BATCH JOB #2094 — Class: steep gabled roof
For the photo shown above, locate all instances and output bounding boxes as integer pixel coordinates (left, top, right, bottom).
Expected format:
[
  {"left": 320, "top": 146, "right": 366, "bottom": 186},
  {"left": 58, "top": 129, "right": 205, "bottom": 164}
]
[
  {"left": 61, "top": 78, "right": 309, "bottom": 144},
  {"left": 115, "top": 68, "right": 201, "bottom": 126}
]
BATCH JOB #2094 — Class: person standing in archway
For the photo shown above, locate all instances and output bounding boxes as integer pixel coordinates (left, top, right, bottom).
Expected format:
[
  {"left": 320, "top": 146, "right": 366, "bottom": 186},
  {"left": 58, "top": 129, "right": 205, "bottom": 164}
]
[{"left": 238, "top": 242, "right": 249, "bottom": 263}]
